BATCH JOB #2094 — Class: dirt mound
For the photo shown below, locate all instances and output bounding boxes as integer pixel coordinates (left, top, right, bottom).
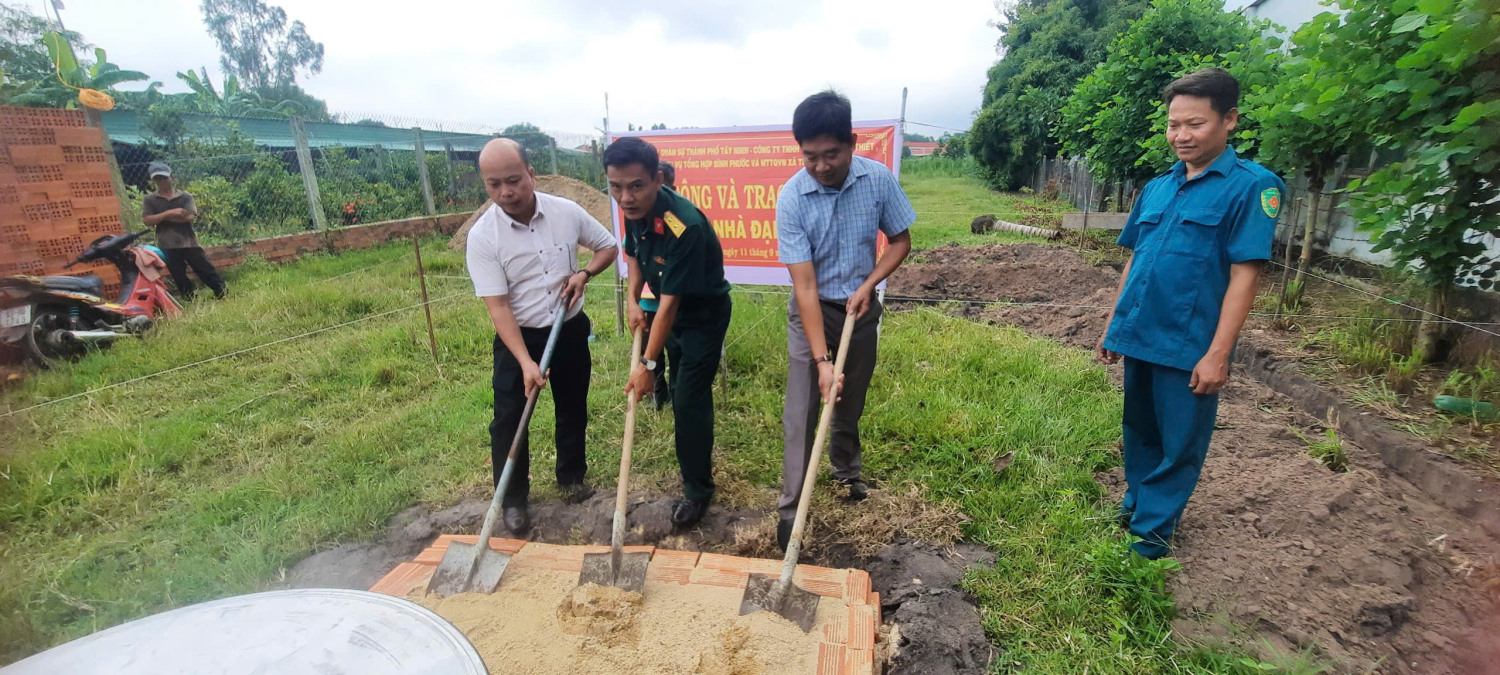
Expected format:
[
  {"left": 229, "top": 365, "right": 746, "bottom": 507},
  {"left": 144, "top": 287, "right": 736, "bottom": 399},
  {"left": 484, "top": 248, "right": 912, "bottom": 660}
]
[
  {"left": 447, "top": 175, "right": 610, "bottom": 250},
  {"left": 556, "top": 583, "right": 643, "bottom": 647}
]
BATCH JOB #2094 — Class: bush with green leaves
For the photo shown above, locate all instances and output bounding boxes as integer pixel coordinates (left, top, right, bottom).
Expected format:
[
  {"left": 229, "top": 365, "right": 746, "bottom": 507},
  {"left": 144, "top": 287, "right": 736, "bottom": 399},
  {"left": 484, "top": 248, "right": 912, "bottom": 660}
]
[
  {"left": 1059, "top": 0, "right": 1278, "bottom": 182},
  {"left": 1298, "top": 0, "right": 1500, "bottom": 359}
]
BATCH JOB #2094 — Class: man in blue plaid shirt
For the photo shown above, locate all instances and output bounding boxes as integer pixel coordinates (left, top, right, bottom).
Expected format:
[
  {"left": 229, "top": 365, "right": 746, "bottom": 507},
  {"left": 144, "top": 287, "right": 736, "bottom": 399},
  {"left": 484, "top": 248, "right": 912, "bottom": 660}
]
[{"left": 774, "top": 90, "right": 915, "bottom": 551}]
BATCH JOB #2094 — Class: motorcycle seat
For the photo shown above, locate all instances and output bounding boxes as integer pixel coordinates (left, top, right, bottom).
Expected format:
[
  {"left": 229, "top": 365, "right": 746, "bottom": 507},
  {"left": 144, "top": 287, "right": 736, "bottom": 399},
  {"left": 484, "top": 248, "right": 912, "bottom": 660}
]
[{"left": 40, "top": 274, "right": 105, "bottom": 297}]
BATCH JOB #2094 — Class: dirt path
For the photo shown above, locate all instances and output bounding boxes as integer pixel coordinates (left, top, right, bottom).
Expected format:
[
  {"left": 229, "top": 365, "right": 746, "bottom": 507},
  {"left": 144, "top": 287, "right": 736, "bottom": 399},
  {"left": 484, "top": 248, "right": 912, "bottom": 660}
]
[{"left": 889, "top": 243, "right": 1500, "bottom": 674}]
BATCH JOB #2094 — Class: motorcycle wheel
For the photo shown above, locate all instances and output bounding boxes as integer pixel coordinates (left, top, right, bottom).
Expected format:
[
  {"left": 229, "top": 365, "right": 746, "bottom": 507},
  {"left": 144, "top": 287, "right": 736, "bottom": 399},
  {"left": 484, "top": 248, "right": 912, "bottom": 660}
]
[{"left": 23, "top": 307, "right": 86, "bottom": 369}]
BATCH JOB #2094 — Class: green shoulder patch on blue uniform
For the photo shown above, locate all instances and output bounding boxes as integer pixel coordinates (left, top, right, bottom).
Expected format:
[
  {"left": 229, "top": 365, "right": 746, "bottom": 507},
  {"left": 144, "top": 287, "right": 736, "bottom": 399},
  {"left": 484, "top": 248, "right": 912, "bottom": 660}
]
[{"left": 1261, "top": 187, "right": 1281, "bottom": 218}]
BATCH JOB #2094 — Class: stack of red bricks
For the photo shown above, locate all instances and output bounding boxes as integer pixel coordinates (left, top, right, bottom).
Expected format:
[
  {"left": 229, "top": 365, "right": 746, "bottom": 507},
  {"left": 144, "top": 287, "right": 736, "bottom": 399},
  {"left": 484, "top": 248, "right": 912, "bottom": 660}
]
[
  {"left": 371, "top": 535, "right": 882, "bottom": 675},
  {"left": 0, "top": 106, "right": 125, "bottom": 298}
]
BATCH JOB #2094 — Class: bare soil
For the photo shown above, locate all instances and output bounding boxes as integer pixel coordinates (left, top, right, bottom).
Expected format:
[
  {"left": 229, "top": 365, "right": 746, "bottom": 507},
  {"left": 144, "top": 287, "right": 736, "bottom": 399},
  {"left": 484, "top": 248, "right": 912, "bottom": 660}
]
[{"left": 889, "top": 243, "right": 1500, "bottom": 674}]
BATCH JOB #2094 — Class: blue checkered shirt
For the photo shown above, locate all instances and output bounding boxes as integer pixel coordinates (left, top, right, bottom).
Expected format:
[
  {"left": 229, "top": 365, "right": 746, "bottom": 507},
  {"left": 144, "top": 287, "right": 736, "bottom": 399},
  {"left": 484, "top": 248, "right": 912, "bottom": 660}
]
[{"left": 776, "top": 155, "right": 916, "bottom": 300}]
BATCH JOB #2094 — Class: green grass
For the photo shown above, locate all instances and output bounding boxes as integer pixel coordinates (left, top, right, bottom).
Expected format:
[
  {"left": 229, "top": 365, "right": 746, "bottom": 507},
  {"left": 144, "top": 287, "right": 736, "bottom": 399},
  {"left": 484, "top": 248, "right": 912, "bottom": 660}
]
[
  {"left": 0, "top": 177, "right": 1314, "bottom": 672},
  {"left": 901, "top": 156, "right": 1073, "bottom": 250}
]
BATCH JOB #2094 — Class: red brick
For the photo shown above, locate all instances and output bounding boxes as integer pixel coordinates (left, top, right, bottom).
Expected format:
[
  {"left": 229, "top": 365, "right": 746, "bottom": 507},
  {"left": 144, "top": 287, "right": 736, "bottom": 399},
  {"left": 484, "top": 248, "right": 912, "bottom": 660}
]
[
  {"left": 847, "top": 604, "right": 877, "bottom": 651},
  {"left": 688, "top": 567, "right": 748, "bottom": 588},
  {"left": 844, "top": 569, "right": 872, "bottom": 604},
  {"left": 816, "top": 642, "right": 845, "bottom": 675},
  {"left": 845, "top": 647, "right": 874, "bottom": 675},
  {"left": 51, "top": 126, "right": 102, "bottom": 147},
  {"left": 645, "top": 566, "right": 691, "bottom": 585},
  {"left": 6, "top": 145, "right": 64, "bottom": 164},
  {"left": 650, "top": 549, "right": 701, "bottom": 568},
  {"left": 822, "top": 615, "right": 849, "bottom": 645},
  {"left": 699, "top": 553, "right": 779, "bottom": 575},
  {"left": 368, "top": 562, "right": 433, "bottom": 597}
]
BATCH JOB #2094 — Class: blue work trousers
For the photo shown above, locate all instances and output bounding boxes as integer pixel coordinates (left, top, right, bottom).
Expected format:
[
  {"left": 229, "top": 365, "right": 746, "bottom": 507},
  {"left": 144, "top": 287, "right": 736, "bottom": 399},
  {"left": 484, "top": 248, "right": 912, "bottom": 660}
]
[{"left": 1120, "top": 357, "right": 1220, "bottom": 558}]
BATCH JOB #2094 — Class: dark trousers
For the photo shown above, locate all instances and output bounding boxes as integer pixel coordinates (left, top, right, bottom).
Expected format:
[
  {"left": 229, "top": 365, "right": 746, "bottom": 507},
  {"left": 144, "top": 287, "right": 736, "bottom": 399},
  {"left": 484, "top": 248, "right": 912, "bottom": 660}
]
[
  {"left": 668, "top": 294, "right": 732, "bottom": 501},
  {"left": 1120, "top": 356, "right": 1220, "bottom": 558},
  {"left": 491, "top": 312, "right": 592, "bottom": 508},
  {"left": 779, "top": 298, "right": 883, "bottom": 519},
  {"left": 164, "top": 247, "right": 225, "bottom": 299}
]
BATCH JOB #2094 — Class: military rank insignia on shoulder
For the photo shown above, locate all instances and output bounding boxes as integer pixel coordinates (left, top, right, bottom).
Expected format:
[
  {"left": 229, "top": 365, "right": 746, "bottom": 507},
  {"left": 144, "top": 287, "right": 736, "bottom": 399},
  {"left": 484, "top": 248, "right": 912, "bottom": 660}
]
[{"left": 664, "top": 212, "right": 687, "bottom": 238}]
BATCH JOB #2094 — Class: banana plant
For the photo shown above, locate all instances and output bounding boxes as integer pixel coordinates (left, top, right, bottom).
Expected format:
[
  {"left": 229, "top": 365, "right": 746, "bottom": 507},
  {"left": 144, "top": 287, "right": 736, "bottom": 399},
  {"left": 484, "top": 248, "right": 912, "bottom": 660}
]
[
  {"left": 176, "top": 67, "right": 306, "bottom": 118},
  {"left": 8, "top": 32, "right": 148, "bottom": 109}
]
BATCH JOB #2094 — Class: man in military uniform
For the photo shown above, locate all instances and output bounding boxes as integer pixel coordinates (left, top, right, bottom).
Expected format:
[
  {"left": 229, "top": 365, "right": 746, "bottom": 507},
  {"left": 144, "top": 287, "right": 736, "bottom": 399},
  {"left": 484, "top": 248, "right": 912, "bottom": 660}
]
[
  {"left": 1097, "top": 68, "right": 1284, "bottom": 559},
  {"left": 606, "top": 137, "right": 732, "bottom": 528}
]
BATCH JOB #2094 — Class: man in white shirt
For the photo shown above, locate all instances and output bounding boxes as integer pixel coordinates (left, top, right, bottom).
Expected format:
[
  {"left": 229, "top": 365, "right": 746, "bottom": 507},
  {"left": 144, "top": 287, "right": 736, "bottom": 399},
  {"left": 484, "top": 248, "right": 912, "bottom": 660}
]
[{"left": 466, "top": 138, "right": 619, "bottom": 534}]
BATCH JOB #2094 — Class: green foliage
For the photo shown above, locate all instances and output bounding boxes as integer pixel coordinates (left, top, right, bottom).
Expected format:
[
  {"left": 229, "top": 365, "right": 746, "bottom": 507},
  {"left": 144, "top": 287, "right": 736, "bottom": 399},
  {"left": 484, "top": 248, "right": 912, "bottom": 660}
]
[
  {"left": 939, "top": 131, "right": 968, "bottom": 159},
  {"left": 502, "top": 122, "right": 555, "bottom": 156},
  {"left": 8, "top": 33, "right": 149, "bottom": 109},
  {"left": 1059, "top": 0, "right": 1276, "bottom": 181},
  {"left": 1291, "top": 427, "right": 1349, "bottom": 471},
  {"left": 905, "top": 132, "right": 936, "bottom": 143},
  {"left": 200, "top": 0, "right": 325, "bottom": 92},
  {"left": 1307, "top": 0, "right": 1500, "bottom": 291},
  {"left": 970, "top": 0, "right": 1148, "bottom": 189}
]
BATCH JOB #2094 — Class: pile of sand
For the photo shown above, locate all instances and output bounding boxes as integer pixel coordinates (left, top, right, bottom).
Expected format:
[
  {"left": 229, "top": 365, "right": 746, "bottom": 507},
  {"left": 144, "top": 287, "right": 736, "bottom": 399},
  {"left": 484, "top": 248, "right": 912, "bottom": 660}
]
[
  {"left": 447, "top": 175, "right": 611, "bottom": 250},
  {"left": 412, "top": 566, "right": 833, "bottom": 674}
]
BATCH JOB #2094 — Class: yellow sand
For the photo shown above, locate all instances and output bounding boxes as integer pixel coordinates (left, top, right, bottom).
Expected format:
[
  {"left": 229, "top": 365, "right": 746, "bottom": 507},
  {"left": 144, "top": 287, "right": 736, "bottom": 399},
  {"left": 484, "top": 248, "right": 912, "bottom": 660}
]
[{"left": 412, "top": 566, "right": 838, "bottom": 674}]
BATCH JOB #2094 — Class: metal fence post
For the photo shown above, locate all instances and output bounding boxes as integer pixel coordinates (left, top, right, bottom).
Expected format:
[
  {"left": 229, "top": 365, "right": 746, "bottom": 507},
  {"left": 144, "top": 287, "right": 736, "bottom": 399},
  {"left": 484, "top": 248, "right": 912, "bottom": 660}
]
[
  {"left": 443, "top": 141, "right": 457, "bottom": 204},
  {"left": 549, "top": 137, "right": 559, "bottom": 175},
  {"left": 290, "top": 117, "right": 327, "bottom": 230},
  {"left": 413, "top": 127, "right": 437, "bottom": 216}
]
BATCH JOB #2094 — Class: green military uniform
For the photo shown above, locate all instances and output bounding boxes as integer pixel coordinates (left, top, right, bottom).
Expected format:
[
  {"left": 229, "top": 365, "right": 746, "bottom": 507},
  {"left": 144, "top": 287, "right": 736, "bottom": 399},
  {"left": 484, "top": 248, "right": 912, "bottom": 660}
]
[{"left": 624, "top": 186, "right": 732, "bottom": 502}]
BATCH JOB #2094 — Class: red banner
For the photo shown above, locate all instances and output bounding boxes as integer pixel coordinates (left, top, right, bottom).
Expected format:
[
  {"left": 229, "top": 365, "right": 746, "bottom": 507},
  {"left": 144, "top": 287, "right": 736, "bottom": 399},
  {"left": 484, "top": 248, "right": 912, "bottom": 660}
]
[{"left": 611, "top": 121, "right": 901, "bottom": 286}]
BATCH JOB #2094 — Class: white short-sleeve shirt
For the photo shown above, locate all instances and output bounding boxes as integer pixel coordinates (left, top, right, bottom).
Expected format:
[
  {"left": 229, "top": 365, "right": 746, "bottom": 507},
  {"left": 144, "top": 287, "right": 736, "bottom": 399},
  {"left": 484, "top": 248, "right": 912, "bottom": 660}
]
[{"left": 465, "top": 191, "right": 618, "bottom": 328}]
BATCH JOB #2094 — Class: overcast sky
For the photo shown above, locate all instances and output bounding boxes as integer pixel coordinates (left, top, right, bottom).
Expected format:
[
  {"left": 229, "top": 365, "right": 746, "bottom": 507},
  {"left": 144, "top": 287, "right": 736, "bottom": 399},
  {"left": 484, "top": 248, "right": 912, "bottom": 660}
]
[{"left": 50, "top": 0, "right": 1002, "bottom": 141}]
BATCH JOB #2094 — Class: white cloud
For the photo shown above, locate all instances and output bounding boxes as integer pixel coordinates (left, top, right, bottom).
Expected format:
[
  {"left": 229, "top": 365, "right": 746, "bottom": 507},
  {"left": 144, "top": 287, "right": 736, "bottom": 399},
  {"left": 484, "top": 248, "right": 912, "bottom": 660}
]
[{"left": 57, "top": 0, "right": 999, "bottom": 137}]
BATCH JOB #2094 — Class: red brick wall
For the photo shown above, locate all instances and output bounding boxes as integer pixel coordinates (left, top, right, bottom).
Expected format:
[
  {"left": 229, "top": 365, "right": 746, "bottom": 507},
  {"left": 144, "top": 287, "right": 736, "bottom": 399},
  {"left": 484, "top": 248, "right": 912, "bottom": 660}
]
[
  {"left": 203, "top": 212, "right": 470, "bottom": 269},
  {"left": 0, "top": 107, "right": 126, "bottom": 297}
]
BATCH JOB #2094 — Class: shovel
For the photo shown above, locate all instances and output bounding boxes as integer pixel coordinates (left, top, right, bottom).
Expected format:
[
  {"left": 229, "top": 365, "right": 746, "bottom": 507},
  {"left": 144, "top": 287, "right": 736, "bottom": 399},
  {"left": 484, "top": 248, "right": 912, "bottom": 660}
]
[
  {"left": 578, "top": 327, "right": 652, "bottom": 592},
  {"left": 427, "top": 298, "right": 570, "bottom": 597},
  {"left": 740, "top": 311, "right": 857, "bottom": 632}
]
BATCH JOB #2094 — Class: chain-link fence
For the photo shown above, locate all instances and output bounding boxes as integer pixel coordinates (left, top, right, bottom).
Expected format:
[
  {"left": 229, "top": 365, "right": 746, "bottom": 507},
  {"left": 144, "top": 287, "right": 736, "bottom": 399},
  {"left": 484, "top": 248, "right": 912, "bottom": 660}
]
[{"left": 100, "top": 110, "right": 603, "bottom": 246}]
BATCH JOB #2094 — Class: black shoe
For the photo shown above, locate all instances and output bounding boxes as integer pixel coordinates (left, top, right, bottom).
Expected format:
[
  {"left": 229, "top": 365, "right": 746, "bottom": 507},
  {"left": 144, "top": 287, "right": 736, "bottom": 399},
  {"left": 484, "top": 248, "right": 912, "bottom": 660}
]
[
  {"left": 503, "top": 506, "right": 530, "bottom": 535},
  {"left": 561, "top": 482, "right": 595, "bottom": 504},
  {"left": 776, "top": 518, "right": 794, "bottom": 552},
  {"left": 835, "top": 478, "right": 869, "bottom": 502},
  {"left": 671, "top": 497, "right": 711, "bottom": 529}
]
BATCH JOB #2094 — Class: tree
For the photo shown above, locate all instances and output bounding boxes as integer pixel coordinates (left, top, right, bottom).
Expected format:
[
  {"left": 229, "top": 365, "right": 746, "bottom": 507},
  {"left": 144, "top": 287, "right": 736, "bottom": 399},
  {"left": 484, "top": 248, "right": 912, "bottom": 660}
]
[
  {"left": 969, "top": 0, "right": 1149, "bottom": 190},
  {"left": 200, "top": 0, "right": 324, "bottom": 92},
  {"left": 1058, "top": 0, "right": 1275, "bottom": 183},
  {"left": 905, "top": 132, "right": 936, "bottom": 143},
  {"left": 651, "top": 123, "right": 666, "bottom": 130},
  {"left": 941, "top": 131, "right": 969, "bottom": 159},
  {"left": 0, "top": 3, "right": 87, "bottom": 86},
  {"left": 1252, "top": 12, "right": 1374, "bottom": 304},
  {"left": 503, "top": 122, "right": 556, "bottom": 155},
  {"left": 1303, "top": 0, "right": 1500, "bottom": 360},
  {"left": 8, "top": 34, "right": 148, "bottom": 110}
]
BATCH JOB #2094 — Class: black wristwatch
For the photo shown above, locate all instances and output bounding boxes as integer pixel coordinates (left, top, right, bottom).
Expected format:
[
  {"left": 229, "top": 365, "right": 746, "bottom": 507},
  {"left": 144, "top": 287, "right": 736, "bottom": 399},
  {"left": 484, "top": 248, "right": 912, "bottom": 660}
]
[
  {"left": 815, "top": 353, "right": 833, "bottom": 364},
  {"left": 641, "top": 356, "right": 660, "bottom": 373},
  {"left": 578, "top": 268, "right": 596, "bottom": 280}
]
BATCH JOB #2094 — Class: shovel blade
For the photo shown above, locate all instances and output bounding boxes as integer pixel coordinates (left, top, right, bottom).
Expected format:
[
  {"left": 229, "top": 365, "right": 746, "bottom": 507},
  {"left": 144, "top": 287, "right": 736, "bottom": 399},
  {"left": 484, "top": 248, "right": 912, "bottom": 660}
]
[
  {"left": 578, "top": 551, "right": 651, "bottom": 593},
  {"left": 426, "top": 541, "right": 512, "bottom": 597},
  {"left": 739, "top": 573, "right": 820, "bottom": 632}
]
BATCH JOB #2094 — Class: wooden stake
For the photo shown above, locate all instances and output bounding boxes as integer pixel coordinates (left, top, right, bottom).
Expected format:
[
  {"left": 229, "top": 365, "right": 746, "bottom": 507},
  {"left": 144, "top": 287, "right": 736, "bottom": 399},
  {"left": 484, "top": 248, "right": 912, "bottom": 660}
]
[{"left": 414, "top": 236, "right": 443, "bottom": 379}]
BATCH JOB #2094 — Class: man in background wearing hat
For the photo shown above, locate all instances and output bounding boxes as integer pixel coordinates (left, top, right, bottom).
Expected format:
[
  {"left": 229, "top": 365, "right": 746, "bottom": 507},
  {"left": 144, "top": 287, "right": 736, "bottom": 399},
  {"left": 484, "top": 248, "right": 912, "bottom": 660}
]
[{"left": 142, "top": 162, "right": 226, "bottom": 300}]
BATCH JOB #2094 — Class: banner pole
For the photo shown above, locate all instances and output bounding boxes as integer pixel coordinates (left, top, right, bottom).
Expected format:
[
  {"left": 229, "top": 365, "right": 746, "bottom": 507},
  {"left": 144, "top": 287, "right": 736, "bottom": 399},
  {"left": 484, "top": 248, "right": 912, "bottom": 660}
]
[{"left": 606, "top": 93, "right": 624, "bottom": 336}]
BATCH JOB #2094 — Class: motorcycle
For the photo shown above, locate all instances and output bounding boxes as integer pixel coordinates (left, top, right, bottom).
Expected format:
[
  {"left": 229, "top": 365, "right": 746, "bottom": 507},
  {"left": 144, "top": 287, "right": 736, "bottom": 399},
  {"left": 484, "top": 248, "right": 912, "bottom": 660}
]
[{"left": 1, "top": 231, "right": 183, "bottom": 368}]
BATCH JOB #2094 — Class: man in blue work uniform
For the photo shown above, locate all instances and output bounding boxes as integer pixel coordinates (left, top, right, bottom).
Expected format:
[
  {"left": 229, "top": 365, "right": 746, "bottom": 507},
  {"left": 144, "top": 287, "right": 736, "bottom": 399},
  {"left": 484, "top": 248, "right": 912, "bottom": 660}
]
[
  {"left": 1097, "top": 68, "right": 1284, "bottom": 560},
  {"left": 608, "top": 137, "right": 733, "bottom": 529}
]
